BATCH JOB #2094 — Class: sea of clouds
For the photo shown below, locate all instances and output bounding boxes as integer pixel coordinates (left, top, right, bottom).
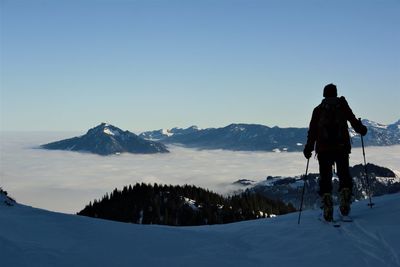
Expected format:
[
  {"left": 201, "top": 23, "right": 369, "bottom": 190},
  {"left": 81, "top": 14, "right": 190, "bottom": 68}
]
[{"left": 1, "top": 132, "right": 399, "bottom": 214}]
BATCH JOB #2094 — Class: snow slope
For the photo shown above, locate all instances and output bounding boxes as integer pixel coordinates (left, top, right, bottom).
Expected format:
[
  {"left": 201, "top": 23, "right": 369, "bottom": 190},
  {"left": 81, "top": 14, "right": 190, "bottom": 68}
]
[{"left": 1, "top": 193, "right": 399, "bottom": 267}]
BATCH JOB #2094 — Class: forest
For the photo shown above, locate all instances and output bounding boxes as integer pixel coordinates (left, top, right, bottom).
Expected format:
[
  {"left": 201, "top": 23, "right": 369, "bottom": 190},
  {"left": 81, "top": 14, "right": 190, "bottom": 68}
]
[{"left": 78, "top": 183, "right": 296, "bottom": 226}]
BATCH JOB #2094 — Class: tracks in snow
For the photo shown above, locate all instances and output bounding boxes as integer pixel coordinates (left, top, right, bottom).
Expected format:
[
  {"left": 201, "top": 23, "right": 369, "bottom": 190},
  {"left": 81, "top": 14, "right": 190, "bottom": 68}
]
[{"left": 341, "top": 219, "right": 400, "bottom": 267}]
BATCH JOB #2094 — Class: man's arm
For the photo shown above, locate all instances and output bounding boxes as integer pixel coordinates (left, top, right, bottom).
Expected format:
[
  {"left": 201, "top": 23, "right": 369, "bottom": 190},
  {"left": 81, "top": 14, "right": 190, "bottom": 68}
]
[
  {"left": 304, "top": 108, "right": 318, "bottom": 158},
  {"left": 340, "top": 97, "right": 367, "bottom": 135},
  {"left": 306, "top": 108, "right": 319, "bottom": 149}
]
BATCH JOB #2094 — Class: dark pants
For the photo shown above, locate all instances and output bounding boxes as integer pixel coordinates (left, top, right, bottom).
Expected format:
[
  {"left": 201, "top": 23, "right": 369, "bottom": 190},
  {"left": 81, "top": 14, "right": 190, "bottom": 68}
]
[{"left": 317, "top": 152, "right": 352, "bottom": 196}]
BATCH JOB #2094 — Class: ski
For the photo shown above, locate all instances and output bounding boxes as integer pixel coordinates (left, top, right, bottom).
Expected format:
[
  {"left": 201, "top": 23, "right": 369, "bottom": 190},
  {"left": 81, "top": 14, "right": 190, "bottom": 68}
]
[
  {"left": 331, "top": 220, "right": 341, "bottom": 227},
  {"left": 318, "top": 215, "right": 341, "bottom": 227},
  {"left": 339, "top": 214, "right": 353, "bottom": 222},
  {"left": 337, "top": 209, "right": 353, "bottom": 222}
]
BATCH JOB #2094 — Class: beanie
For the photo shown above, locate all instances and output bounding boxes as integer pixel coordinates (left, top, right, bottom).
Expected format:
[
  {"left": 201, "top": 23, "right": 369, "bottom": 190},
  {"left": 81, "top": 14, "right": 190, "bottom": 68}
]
[{"left": 323, "top": 83, "right": 337, "bottom": 97}]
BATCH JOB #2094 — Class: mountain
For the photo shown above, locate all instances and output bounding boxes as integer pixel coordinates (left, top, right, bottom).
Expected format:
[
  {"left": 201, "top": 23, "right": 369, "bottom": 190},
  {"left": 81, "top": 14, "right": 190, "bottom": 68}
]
[
  {"left": 248, "top": 163, "right": 400, "bottom": 210},
  {"left": 349, "top": 119, "right": 400, "bottom": 147},
  {"left": 140, "top": 119, "right": 400, "bottom": 152},
  {"left": 143, "top": 124, "right": 307, "bottom": 152},
  {"left": 139, "top": 126, "right": 199, "bottom": 140},
  {"left": 1, "top": 189, "right": 399, "bottom": 266},
  {"left": 40, "top": 123, "right": 169, "bottom": 155}
]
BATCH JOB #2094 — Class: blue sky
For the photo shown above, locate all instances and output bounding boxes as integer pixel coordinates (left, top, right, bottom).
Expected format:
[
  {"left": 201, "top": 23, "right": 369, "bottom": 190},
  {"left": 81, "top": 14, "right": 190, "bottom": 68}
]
[{"left": 1, "top": 0, "right": 399, "bottom": 132}]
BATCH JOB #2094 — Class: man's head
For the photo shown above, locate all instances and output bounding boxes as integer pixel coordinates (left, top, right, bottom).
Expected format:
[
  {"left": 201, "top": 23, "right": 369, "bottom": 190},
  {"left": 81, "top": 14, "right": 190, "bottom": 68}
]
[{"left": 323, "top": 83, "right": 337, "bottom": 98}]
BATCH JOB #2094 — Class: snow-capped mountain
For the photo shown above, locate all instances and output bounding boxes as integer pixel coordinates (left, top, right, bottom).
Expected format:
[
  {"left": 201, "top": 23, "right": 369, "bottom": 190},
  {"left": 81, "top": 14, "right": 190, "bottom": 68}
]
[
  {"left": 141, "top": 119, "right": 400, "bottom": 152},
  {"left": 139, "top": 126, "right": 199, "bottom": 141},
  {"left": 142, "top": 123, "right": 307, "bottom": 151},
  {"left": 40, "top": 123, "right": 169, "bottom": 155},
  {"left": 1, "top": 189, "right": 399, "bottom": 266},
  {"left": 349, "top": 119, "right": 400, "bottom": 147}
]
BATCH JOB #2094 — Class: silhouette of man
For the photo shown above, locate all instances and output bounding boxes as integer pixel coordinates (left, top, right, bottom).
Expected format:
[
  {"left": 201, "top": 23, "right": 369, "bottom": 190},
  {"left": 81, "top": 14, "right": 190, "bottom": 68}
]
[{"left": 303, "top": 83, "right": 367, "bottom": 221}]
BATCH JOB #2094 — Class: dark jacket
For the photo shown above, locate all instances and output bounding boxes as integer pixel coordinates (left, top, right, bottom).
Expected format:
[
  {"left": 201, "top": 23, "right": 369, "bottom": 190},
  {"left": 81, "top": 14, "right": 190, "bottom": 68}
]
[{"left": 306, "top": 96, "right": 366, "bottom": 154}]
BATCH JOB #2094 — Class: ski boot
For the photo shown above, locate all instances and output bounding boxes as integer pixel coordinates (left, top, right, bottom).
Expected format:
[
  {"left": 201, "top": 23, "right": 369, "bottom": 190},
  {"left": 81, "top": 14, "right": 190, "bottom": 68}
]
[
  {"left": 339, "top": 188, "right": 352, "bottom": 216},
  {"left": 321, "top": 193, "right": 333, "bottom": 222}
]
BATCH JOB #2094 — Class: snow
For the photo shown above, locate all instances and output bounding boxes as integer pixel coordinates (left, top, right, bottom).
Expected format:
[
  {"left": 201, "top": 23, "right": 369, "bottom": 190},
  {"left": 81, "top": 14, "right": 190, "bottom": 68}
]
[
  {"left": 161, "top": 129, "right": 174, "bottom": 137},
  {"left": 365, "top": 120, "right": 388, "bottom": 129},
  {"left": 232, "top": 126, "right": 246, "bottom": 132},
  {"left": 349, "top": 129, "right": 358, "bottom": 138},
  {"left": 289, "top": 178, "right": 305, "bottom": 189},
  {"left": 183, "top": 197, "right": 199, "bottom": 211},
  {"left": 1, "top": 193, "right": 399, "bottom": 266},
  {"left": 103, "top": 127, "right": 120, "bottom": 136},
  {"left": 375, "top": 176, "right": 400, "bottom": 185}
]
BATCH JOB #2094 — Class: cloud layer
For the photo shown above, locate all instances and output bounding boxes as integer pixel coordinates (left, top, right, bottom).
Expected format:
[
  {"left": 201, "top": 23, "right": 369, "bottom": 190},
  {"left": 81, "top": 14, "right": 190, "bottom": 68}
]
[{"left": 1, "top": 132, "right": 399, "bottom": 214}]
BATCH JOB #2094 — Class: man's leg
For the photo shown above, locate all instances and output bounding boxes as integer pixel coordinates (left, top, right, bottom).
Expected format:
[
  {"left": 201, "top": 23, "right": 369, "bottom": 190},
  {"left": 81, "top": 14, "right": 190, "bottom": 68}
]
[
  {"left": 318, "top": 153, "right": 334, "bottom": 221},
  {"left": 318, "top": 153, "right": 334, "bottom": 196},
  {"left": 335, "top": 152, "right": 352, "bottom": 191},
  {"left": 335, "top": 152, "right": 352, "bottom": 216}
]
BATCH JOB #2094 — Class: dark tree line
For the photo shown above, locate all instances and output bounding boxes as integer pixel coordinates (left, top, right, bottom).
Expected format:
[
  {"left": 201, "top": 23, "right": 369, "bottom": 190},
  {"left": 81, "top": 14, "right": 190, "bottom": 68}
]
[
  {"left": 78, "top": 183, "right": 296, "bottom": 226},
  {"left": 0, "top": 187, "right": 15, "bottom": 206}
]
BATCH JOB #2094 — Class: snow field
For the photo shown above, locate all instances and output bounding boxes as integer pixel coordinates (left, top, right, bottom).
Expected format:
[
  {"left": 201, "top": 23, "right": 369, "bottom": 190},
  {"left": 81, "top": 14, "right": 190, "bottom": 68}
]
[{"left": 1, "top": 193, "right": 399, "bottom": 267}]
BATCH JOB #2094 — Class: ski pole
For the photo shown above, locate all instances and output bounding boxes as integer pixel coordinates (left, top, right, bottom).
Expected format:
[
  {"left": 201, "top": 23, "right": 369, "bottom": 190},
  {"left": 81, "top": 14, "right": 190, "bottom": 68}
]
[
  {"left": 359, "top": 118, "right": 374, "bottom": 208},
  {"left": 298, "top": 158, "right": 310, "bottom": 225}
]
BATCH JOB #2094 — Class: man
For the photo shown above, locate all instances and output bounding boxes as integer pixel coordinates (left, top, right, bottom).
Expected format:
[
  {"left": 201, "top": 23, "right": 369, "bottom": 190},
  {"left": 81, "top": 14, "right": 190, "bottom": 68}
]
[{"left": 303, "top": 83, "right": 367, "bottom": 222}]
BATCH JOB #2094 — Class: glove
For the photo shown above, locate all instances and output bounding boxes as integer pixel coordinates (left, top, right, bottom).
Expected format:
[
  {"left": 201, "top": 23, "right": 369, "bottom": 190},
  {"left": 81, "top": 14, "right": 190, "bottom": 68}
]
[
  {"left": 357, "top": 118, "right": 368, "bottom": 136},
  {"left": 303, "top": 144, "right": 313, "bottom": 159},
  {"left": 359, "top": 125, "right": 368, "bottom": 136}
]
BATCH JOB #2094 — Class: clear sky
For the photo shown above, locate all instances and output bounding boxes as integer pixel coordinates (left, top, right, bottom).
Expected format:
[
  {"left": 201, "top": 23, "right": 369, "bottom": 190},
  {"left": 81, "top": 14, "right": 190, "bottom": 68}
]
[{"left": 1, "top": 0, "right": 399, "bottom": 132}]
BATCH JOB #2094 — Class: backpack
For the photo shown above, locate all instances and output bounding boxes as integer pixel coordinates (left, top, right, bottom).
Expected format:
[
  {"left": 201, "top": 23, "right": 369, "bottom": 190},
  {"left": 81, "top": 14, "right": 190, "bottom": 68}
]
[{"left": 318, "top": 98, "right": 348, "bottom": 146}]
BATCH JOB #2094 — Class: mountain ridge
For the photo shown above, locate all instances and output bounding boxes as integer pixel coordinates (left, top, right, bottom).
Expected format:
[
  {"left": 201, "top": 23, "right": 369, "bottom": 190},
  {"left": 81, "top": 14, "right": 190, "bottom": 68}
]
[
  {"left": 40, "top": 123, "right": 169, "bottom": 155},
  {"left": 140, "top": 119, "right": 400, "bottom": 152}
]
